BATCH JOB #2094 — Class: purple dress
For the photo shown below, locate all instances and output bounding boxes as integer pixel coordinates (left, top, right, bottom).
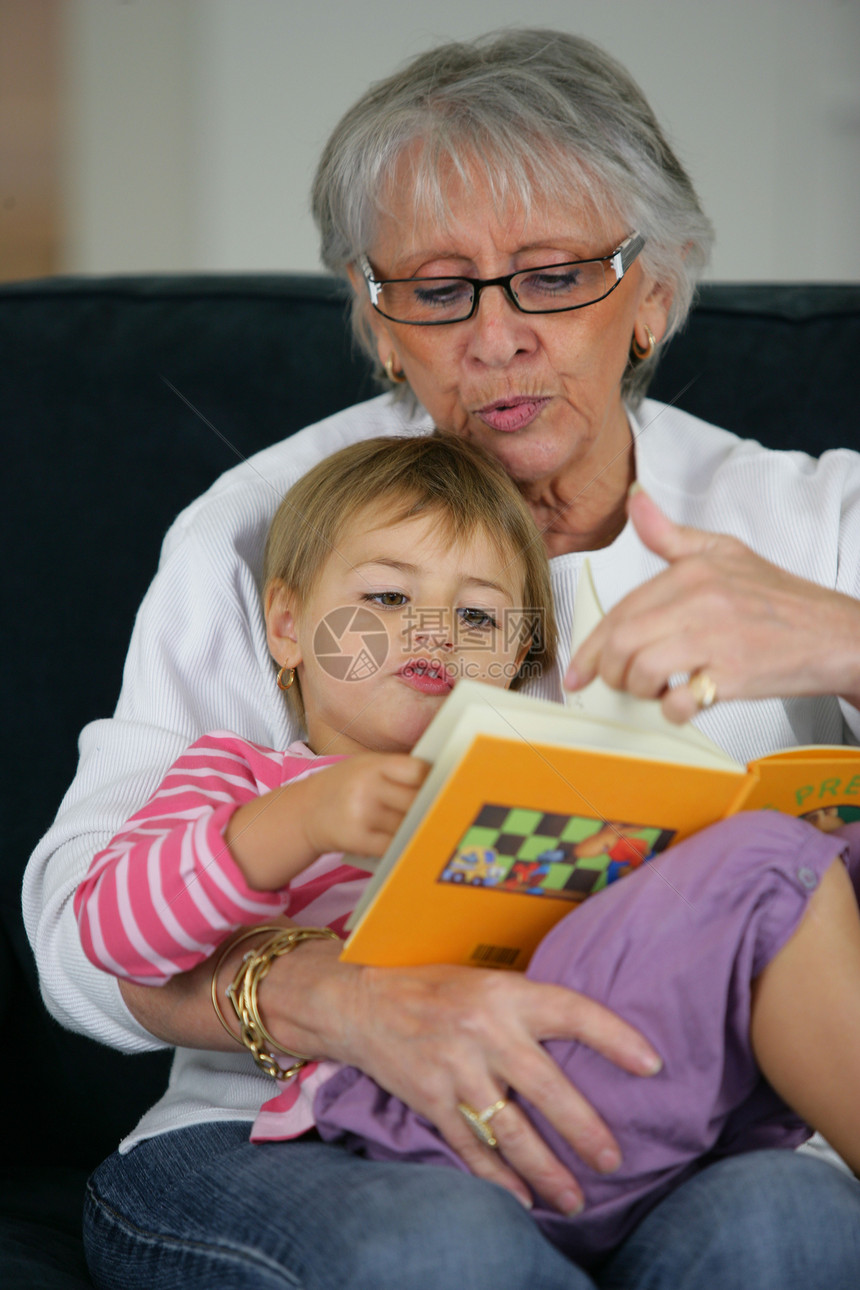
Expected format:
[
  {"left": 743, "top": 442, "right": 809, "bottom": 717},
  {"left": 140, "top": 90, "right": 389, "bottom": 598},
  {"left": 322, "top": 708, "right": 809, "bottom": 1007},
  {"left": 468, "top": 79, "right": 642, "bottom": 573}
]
[{"left": 314, "top": 811, "right": 860, "bottom": 1267}]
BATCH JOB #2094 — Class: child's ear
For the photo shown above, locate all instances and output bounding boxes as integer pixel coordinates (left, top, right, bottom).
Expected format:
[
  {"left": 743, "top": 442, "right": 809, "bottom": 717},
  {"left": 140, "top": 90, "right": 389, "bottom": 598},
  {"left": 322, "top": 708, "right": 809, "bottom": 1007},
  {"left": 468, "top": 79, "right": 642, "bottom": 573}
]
[{"left": 265, "top": 580, "right": 303, "bottom": 667}]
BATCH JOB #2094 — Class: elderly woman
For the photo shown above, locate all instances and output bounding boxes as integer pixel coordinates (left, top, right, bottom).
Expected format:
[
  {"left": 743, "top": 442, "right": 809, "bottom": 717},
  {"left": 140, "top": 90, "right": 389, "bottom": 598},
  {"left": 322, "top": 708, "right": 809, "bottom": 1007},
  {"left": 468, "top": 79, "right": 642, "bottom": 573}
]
[{"left": 24, "top": 28, "right": 860, "bottom": 1290}]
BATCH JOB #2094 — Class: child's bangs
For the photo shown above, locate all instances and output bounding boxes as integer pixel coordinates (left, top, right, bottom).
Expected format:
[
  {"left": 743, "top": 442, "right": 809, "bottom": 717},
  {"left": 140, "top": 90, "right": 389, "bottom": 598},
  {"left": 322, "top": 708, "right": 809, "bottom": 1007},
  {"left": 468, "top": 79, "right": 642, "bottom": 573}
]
[{"left": 367, "top": 491, "right": 525, "bottom": 570}]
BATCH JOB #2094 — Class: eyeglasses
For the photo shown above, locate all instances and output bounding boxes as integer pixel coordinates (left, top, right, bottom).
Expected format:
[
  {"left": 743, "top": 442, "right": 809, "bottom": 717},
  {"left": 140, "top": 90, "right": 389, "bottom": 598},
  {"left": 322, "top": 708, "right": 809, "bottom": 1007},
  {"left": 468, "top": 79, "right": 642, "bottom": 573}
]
[{"left": 359, "top": 233, "right": 645, "bottom": 326}]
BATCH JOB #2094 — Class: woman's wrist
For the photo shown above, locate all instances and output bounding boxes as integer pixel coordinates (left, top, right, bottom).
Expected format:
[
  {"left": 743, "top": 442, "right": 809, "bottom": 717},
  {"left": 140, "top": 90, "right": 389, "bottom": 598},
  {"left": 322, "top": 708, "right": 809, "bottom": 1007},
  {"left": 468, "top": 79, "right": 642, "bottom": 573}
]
[
  {"left": 212, "top": 925, "right": 341, "bottom": 1078},
  {"left": 117, "top": 918, "right": 331, "bottom": 1051},
  {"left": 215, "top": 927, "right": 354, "bottom": 1062},
  {"left": 819, "top": 590, "right": 860, "bottom": 712},
  {"left": 837, "top": 621, "right": 860, "bottom": 713}
]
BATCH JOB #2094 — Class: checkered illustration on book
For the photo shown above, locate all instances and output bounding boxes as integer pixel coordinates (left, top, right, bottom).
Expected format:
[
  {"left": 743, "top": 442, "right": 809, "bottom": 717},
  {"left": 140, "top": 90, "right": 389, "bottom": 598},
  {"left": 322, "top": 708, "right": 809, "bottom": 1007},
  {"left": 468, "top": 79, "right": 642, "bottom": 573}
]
[
  {"left": 439, "top": 804, "right": 673, "bottom": 898},
  {"left": 341, "top": 564, "right": 860, "bottom": 971}
]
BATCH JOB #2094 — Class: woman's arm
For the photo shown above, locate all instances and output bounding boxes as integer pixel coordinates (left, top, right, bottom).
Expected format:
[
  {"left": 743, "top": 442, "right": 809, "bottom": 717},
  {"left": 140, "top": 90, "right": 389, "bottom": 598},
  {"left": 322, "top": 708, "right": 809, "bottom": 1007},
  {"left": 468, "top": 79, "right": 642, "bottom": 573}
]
[
  {"left": 109, "top": 742, "right": 660, "bottom": 1215},
  {"left": 567, "top": 488, "right": 860, "bottom": 722},
  {"left": 120, "top": 929, "right": 662, "bottom": 1215}
]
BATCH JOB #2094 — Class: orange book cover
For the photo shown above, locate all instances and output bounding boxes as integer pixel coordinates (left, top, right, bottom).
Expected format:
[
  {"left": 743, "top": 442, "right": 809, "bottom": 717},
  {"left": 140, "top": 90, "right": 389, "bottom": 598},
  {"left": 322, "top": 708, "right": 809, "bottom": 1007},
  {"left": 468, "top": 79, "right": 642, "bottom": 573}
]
[
  {"left": 341, "top": 730, "right": 750, "bottom": 970},
  {"left": 341, "top": 734, "right": 860, "bottom": 971},
  {"left": 736, "top": 747, "right": 860, "bottom": 820}
]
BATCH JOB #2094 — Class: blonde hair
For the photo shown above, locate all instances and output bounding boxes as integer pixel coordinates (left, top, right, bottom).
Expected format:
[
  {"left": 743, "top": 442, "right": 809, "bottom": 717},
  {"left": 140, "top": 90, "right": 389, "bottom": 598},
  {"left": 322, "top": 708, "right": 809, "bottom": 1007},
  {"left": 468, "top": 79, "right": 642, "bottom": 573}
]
[{"left": 264, "top": 434, "right": 556, "bottom": 725}]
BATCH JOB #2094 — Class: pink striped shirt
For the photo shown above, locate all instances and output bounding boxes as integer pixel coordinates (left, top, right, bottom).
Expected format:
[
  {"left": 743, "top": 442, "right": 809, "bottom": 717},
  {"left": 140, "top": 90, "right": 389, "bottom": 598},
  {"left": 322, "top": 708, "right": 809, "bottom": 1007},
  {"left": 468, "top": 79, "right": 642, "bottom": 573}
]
[{"left": 74, "top": 733, "right": 369, "bottom": 985}]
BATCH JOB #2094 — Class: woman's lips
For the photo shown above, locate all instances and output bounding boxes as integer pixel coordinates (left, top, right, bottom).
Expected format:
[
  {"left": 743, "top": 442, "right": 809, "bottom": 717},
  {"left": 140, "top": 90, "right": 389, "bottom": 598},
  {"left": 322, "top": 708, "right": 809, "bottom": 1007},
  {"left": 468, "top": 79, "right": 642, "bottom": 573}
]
[
  {"left": 476, "top": 396, "right": 551, "bottom": 432},
  {"left": 398, "top": 659, "right": 455, "bottom": 696}
]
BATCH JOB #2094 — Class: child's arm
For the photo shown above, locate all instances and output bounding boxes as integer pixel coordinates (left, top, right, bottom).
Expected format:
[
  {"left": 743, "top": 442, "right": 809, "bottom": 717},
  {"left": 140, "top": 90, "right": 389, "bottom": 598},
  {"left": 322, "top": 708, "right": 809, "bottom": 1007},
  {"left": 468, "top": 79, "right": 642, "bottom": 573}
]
[
  {"left": 224, "top": 752, "right": 427, "bottom": 891},
  {"left": 73, "top": 733, "right": 426, "bottom": 986}
]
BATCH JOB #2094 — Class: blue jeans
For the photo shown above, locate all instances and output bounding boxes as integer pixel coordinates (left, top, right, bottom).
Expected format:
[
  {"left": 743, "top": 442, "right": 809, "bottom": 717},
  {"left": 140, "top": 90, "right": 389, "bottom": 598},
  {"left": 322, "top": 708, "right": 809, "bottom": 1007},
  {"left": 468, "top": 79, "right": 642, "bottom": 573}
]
[{"left": 83, "top": 1123, "right": 860, "bottom": 1289}]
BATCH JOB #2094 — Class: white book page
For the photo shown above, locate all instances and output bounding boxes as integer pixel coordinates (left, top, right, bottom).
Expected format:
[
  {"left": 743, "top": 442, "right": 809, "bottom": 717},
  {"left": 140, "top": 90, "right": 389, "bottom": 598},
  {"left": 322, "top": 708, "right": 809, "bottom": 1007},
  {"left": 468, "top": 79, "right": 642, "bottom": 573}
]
[{"left": 565, "top": 562, "right": 732, "bottom": 760}]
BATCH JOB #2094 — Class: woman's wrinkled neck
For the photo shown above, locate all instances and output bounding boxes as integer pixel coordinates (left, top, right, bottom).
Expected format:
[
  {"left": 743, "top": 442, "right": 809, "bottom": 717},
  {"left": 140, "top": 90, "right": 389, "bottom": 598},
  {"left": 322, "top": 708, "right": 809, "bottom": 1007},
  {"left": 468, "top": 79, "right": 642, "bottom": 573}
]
[{"left": 519, "top": 426, "right": 636, "bottom": 558}]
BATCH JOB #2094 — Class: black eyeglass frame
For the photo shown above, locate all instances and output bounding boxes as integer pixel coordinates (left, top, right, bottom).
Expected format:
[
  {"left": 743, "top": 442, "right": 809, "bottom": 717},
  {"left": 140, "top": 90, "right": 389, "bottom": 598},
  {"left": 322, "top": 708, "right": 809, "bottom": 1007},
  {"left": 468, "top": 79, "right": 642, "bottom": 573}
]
[{"left": 359, "top": 233, "right": 646, "bottom": 326}]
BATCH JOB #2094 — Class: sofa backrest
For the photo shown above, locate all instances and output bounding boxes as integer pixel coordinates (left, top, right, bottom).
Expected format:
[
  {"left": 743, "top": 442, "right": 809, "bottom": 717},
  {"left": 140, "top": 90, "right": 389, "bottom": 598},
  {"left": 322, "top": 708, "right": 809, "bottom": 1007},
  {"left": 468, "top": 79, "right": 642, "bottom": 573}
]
[{"left": 3, "top": 273, "right": 859, "bottom": 1168}]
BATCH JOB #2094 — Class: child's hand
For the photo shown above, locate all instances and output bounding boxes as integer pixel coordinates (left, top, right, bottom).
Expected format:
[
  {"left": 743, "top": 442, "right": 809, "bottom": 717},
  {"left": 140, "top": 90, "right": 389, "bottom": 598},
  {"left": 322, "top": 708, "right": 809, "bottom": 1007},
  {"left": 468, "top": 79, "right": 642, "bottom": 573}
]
[{"left": 299, "top": 753, "right": 429, "bottom": 860}]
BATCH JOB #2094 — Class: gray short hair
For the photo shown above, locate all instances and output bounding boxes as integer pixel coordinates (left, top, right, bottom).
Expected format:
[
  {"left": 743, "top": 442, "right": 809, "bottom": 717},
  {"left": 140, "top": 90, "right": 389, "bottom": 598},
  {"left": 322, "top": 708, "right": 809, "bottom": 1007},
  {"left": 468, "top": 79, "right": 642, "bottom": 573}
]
[{"left": 312, "top": 28, "right": 714, "bottom": 406}]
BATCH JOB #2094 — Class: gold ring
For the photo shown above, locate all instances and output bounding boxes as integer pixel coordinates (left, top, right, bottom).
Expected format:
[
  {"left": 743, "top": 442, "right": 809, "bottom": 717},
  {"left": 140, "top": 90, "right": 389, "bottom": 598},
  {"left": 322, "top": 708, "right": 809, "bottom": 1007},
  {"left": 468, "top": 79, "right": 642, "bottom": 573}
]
[
  {"left": 456, "top": 1099, "right": 508, "bottom": 1149},
  {"left": 689, "top": 670, "right": 718, "bottom": 711}
]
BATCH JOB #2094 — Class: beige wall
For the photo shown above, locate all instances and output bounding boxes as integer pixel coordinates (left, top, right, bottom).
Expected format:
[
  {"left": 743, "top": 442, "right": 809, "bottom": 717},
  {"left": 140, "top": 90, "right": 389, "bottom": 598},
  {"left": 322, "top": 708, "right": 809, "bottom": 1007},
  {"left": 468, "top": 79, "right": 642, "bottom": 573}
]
[
  {"left": 0, "top": 0, "right": 62, "bottom": 279},
  {"left": 60, "top": 0, "right": 860, "bottom": 280}
]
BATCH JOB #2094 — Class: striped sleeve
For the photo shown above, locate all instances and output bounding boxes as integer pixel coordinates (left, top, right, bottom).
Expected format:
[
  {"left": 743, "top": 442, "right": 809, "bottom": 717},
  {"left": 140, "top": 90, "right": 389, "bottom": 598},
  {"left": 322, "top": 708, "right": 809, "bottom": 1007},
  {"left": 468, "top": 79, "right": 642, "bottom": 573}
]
[{"left": 73, "top": 734, "right": 321, "bottom": 984}]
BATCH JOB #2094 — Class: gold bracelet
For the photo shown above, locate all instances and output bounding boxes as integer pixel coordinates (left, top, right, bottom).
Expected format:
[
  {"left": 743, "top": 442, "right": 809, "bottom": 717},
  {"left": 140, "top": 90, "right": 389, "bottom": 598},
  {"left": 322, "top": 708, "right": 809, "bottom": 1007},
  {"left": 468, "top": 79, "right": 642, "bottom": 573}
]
[
  {"left": 211, "top": 925, "right": 340, "bottom": 1081},
  {"left": 210, "top": 926, "right": 285, "bottom": 1043}
]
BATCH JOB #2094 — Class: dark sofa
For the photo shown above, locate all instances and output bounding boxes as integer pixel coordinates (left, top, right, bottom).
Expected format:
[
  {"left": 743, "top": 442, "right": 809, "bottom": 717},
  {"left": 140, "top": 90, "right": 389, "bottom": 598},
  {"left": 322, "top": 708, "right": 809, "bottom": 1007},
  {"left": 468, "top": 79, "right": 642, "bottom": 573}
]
[{"left": 3, "top": 274, "right": 859, "bottom": 1287}]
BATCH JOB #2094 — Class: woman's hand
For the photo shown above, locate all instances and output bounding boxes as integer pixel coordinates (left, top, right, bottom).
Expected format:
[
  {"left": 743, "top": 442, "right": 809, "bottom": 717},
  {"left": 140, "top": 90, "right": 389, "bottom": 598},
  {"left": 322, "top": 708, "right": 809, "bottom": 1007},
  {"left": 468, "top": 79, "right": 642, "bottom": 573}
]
[
  {"left": 565, "top": 489, "right": 860, "bottom": 722},
  {"left": 122, "top": 922, "right": 660, "bottom": 1213},
  {"left": 275, "top": 946, "right": 661, "bottom": 1215}
]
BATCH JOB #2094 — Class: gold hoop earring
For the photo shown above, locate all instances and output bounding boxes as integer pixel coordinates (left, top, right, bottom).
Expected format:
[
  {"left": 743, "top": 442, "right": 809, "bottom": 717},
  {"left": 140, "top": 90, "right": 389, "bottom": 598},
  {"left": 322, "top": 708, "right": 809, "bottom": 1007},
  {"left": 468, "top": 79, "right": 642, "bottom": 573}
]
[
  {"left": 384, "top": 353, "right": 407, "bottom": 384},
  {"left": 276, "top": 664, "right": 295, "bottom": 691},
  {"left": 631, "top": 323, "right": 657, "bottom": 362}
]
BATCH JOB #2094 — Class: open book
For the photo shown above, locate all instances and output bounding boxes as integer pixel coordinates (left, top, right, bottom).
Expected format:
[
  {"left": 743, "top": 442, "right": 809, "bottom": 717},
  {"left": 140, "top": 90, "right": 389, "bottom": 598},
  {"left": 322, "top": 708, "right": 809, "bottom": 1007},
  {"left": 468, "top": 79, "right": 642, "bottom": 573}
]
[{"left": 340, "top": 565, "right": 860, "bottom": 970}]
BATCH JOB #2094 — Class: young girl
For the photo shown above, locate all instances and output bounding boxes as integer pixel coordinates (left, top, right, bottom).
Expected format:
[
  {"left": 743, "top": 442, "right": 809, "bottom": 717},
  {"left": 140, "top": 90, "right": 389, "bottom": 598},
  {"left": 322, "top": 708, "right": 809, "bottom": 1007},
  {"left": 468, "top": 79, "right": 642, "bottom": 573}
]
[{"left": 74, "top": 434, "right": 860, "bottom": 1269}]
